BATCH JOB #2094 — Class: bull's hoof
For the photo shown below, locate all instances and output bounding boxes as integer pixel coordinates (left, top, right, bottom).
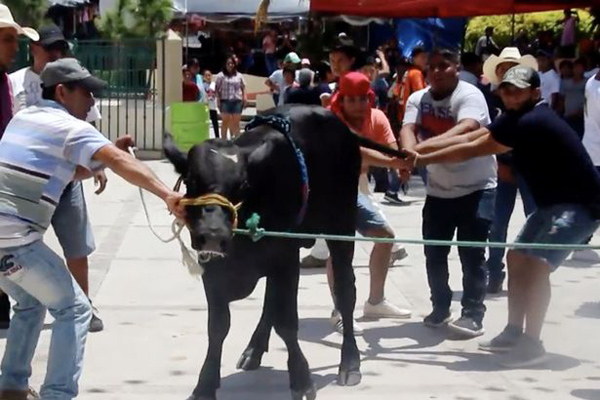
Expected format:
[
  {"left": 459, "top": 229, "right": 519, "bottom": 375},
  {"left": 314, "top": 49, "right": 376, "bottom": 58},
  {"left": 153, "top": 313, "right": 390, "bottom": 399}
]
[
  {"left": 337, "top": 368, "right": 362, "bottom": 387},
  {"left": 291, "top": 383, "right": 317, "bottom": 400},
  {"left": 236, "top": 347, "right": 263, "bottom": 371}
]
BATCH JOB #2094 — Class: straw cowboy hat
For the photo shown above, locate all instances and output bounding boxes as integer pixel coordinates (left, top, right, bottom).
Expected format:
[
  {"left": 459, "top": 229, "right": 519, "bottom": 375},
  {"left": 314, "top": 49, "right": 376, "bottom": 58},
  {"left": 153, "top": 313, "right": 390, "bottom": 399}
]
[
  {"left": 483, "top": 47, "right": 538, "bottom": 85},
  {"left": 0, "top": 4, "right": 39, "bottom": 41}
]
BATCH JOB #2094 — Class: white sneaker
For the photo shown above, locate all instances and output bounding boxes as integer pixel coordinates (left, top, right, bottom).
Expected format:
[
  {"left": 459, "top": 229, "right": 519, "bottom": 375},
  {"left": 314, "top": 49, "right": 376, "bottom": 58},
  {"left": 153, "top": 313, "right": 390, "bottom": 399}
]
[
  {"left": 571, "top": 249, "right": 600, "bottom": 264},
  {"left": 390, "top": 247, "right": 409, "bottom": 266},
  {"left": 363, "top": 299, "right": 412, "bottom": 319},
  {"left": 329, "top": 310, "right": 364, "bottom": 336}
]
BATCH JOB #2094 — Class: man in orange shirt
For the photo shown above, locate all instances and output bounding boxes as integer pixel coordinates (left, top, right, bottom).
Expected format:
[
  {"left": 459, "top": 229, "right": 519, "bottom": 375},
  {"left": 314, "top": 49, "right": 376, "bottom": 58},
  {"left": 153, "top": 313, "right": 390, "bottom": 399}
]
[
  {"left": 325, "top": 72, "right": 412, "bottom": 334},
  {"left": 395, "top": 47, "right": 428, "bottom": 123}
]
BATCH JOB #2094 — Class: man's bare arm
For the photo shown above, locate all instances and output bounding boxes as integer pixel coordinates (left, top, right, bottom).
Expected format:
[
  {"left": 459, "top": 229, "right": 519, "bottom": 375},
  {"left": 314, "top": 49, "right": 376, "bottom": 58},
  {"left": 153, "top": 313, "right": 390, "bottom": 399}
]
[
  {"left": 360, "top": 142, "right": 403, "bottom": 169},
  {"left": 400, "top": 123, "right": 418, "bottom": 151},
  {"left": 418, "top": 118, "right": 480, "bottom": 146},
  {"left": 415, "top": 132, "right": 510, "bottom": 167},
  {"left": 415, "top": 126, "right": 490, "bottom": 155}
]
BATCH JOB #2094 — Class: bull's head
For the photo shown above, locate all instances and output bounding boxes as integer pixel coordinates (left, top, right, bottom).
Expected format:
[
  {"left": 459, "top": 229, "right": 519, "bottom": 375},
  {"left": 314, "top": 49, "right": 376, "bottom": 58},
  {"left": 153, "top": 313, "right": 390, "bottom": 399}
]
[{"left": 164, "top": 133, "right": 271, "bottom": 263}]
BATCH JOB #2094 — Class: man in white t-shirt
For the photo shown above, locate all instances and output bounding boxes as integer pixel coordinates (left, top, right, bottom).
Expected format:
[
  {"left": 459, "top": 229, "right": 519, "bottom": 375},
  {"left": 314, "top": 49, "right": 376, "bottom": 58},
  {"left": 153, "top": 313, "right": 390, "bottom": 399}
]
[
  {"left": 535, "top": 50, "right": 560, "bottom": 110},
  {"left": 9, "top": 25, "right": 106, "bottom": 333},
  {"left": 264, "top": 52, "right": 301, "bottom": 106},
  {"left": 401, "top": 48, "right": 497, "bottom": 338},
  {"left": 575, "top": 70, "right": 600, "bottom": 262}
]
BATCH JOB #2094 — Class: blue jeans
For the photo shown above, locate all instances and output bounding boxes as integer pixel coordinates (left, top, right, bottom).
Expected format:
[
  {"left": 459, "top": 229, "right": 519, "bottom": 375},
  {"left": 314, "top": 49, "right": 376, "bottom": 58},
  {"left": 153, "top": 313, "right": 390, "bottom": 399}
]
[
  {"left": 387, "top": 169, "right": 401, "bottom": 194},
  {"left": 422, "top": 189, "right": 496, "bottom": 323},
  {"left": 0, "top": 240, "right": 92, "bottom": 399},
  {"left": 516, "top": 204, "right": 600, "bottom": 270},
  {"left": 487, "top": 175, "right": 536, "bottom": 281}
]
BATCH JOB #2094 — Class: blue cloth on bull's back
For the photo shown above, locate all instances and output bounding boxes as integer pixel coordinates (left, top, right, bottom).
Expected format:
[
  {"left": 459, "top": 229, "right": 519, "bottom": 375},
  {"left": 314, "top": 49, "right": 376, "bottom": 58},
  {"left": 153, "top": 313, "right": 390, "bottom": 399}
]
[{"left": 245, "top": 115, "right": 309, "bottom": 227}]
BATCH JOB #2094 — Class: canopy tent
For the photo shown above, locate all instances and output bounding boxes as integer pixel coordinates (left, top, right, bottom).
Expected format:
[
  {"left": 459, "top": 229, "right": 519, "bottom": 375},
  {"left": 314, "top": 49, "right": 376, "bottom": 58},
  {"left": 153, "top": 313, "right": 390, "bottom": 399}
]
[
  {"left": 311, "top": 0, "right": 600, "bottom": 18},
  {"left": 48, "top": 0, "right": 88, "bottom": 5},
  {"left": 172, "top": 0, "right": 309, "bottom": 20}
]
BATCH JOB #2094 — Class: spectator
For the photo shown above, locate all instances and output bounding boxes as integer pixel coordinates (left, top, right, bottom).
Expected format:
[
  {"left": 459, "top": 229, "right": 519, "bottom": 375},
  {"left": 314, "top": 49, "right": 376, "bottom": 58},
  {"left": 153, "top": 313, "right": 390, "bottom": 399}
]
[
  {"left": 401, "top": 48, "right": 496, "bottom": 338},
  {"left": 560, "top": 58, "right": 586, "bottom": 138},
  {"left": 482, "top": 47, "right": 538, "bottom": 294},
  {"left": 393, "top": 47, "right": 427, "bottom": 129},
  {"left": 286, "top": 68, "right": 322, "bottom": 105},
  {"left": 320, "top": 43, "right": 359, "bottom": 107},
  {"left": 263, "top": 29, "right": 278, "bottom": 75},
  {"left": 188, "top": 58, "right": 207, "bottom": 102},
  {"left": 301, "top": 58, "right": 311, "bottom": 69},
  {"left": 0, "top": 4, "right": 39, "bottom": 333},
  {"left": 280, "top": 66, "right": 298, "bottom": 105},
  {"left": 475, "top": 27, "right": 500, "bottom": 60},
  {"left": 182, "top": 66, "right": 200, "bottom": 102},
  {"left": 9, "top": 25, "right": 115, "bottom": 333},
  {"left": 202, "top": 69, "right": 220, "bottom": 138},
  {"left": 536, "top": 50, "right": 561, "bottom": 111},
  {"left": 265, "top": 51, "right": 300, "bottom": 107},
  {"left": 0, "top": 58, "right": 183, "bottom": 400},
  {"left": 459, "top": 52, "right": 483, "bottom": 87},
  {"left": 215, "top": 55, "right": 246, "bottom": 139},
  {"left": 577, "top": 68, "right": 600, "bottom": 262},
  {"left": 560, "top": 9, "right": 579, "bottom": 57}
]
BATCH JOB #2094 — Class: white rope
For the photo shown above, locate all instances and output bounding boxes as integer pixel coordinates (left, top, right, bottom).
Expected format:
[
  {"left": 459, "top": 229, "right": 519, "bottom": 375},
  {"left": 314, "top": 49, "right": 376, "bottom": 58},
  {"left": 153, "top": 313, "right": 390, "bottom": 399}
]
[{"left": 128, "top": 147, "right": 204, "bottom": 277}]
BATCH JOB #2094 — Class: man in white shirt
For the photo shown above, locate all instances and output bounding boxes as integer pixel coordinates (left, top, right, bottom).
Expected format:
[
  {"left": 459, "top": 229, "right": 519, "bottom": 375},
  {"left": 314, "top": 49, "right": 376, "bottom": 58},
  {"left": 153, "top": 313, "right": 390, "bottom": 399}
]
[
  {"left": 459, "top": 52, "right": 482, "bottom": 87},
  {"left": 536, "top": 50, "right": 560, "bottom": 111},
  {"left": 475, "top": 27, "right": 499, "bottom": 61},
  {"left": 264, "top": 52, "right": 301, "bottom": 106},
  {"left": 9, "top": 25, "right": 107, "bottom": 333},
  {"left": 401, "top": 48, "right": 497, "bottom": 338}
]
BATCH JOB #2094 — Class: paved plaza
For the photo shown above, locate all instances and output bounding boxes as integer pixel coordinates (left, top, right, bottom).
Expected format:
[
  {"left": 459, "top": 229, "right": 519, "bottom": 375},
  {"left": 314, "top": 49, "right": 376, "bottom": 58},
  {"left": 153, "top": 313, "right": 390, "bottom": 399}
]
[{"left": 1, "top": 160, "right": 600, "bottom": 400}]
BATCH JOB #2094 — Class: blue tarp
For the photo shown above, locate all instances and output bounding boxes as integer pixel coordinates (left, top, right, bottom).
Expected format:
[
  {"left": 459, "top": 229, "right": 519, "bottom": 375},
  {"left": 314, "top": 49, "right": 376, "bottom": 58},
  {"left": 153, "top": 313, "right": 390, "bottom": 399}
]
[{"left": 370, "top": 18, "right": 467, "bottom": 57}]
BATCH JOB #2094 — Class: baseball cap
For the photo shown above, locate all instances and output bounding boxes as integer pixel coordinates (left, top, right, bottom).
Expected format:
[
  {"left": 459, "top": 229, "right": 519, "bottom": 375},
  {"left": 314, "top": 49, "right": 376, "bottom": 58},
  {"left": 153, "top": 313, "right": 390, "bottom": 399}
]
[
  {"left": 40, "top": 58, "right": 107, "bottom": 95},
  {"left": 301, "top": 58, "right": 311, "bottom": 66},
  {"left": 499, "top": 66, "right": 541, "bottom": 89},
  {"left": 284, "top": 52, "right": 301, "bottom": 64},
  {"left": 37, "top": 25, "right": 68, "bottom": 49}
]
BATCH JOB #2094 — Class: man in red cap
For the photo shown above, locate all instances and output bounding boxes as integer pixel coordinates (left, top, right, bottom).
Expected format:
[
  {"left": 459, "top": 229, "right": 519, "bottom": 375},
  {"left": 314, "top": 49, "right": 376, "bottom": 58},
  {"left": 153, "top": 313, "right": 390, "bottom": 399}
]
[{"left": 324, "top": 72, "right": 412, "bottom": 334}]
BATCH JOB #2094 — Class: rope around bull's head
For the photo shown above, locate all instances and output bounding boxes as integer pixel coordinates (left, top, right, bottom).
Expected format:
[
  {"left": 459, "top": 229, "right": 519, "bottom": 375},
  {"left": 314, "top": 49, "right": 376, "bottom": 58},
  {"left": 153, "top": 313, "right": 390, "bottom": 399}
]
[{"left": 179, "top": 194, "right": 242, "bottom": 229}]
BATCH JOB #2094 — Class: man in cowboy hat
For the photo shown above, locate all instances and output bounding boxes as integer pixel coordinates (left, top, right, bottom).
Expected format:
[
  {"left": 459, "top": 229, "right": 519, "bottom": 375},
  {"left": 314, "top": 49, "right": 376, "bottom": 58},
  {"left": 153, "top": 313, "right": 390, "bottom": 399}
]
[
  {"left": 482, "top": 47, "right": 538, "bottom": 294},
  {"left": 0, "top": 4, "right": 38, "bottom": 138},
  {"left": 0, "top": 3, "right": 39, "bottom": 335}
]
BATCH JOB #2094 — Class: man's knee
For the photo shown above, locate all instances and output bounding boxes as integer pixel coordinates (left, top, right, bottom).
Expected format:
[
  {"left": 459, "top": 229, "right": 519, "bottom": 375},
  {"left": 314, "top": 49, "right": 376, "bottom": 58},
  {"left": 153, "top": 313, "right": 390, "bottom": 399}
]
[{"left": 365, "top": 225, "right": 394, "bottom": 239}]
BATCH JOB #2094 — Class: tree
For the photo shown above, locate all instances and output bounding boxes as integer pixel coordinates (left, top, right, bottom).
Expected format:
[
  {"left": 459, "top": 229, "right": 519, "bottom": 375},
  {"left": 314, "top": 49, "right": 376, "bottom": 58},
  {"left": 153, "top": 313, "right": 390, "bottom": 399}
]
[
  {"left": 97, "top": 0, "right": 173, "bottom": 40},
  {"left": 1, "top": 0, "right": 48, "bottom": 28}
]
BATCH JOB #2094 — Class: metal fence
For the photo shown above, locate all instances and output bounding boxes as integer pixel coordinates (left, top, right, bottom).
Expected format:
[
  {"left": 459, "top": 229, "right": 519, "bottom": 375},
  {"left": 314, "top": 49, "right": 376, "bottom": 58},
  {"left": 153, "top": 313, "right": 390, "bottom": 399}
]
[{"left": 13, "top": 39, "right": 166, "bottom": 151}]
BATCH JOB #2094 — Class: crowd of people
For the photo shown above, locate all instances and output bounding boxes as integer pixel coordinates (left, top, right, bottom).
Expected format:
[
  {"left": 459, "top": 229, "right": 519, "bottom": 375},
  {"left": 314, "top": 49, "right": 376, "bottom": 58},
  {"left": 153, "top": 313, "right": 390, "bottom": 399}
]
[{"left": 2, "top": 1, "right": 600, "bottom": 397}]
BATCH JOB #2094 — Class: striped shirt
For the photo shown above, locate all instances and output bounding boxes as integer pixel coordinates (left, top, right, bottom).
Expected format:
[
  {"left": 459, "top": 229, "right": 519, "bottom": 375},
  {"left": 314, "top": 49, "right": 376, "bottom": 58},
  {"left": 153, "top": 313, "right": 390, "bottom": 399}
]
[{"left": 0, "top": 100, "right": 111, "bottom": 248}]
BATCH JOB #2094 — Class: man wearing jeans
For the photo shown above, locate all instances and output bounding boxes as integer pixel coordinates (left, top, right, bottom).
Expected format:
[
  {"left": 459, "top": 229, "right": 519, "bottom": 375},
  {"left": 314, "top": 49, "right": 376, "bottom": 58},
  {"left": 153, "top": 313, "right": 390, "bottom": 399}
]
[
  {"left": 0, "top": 59, "right": 183, "bottom": 399},
  {"left": 412, "top": 65, "right": 600, "bottom": 367},
  {"left": 401, "top": 49, "right": 497, "bottom": 338}
]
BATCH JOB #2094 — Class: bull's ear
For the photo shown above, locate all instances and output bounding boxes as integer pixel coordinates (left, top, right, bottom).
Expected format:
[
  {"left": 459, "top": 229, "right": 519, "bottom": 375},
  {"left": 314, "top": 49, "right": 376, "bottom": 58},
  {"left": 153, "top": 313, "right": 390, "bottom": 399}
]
[{"left": 163, "top": 133, "right": 188, "bottom": 176}]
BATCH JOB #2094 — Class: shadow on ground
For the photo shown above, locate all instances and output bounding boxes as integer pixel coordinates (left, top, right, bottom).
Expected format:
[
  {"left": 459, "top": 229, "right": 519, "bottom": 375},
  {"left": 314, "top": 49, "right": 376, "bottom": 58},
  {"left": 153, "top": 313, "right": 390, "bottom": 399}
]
[
  {"left": 571, "top": 389, "right": 600, "bottom": 399},
  {"left": 575, "top": 302, "right": 600, "bottom": 319}
]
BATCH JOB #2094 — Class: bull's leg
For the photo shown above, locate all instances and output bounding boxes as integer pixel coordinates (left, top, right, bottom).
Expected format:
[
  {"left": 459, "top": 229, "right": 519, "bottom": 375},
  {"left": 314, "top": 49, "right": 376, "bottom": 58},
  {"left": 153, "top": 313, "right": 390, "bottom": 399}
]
[
  {"left": 237, "top": 276, "right": 275, "bottom": 371},
  {"left": 271, "top": 267, "right": 316, "bottom": 400},
  {"left": 187, "top": 279, "right": 231, "bottom": 400},
  {"left": 328, "top": 240, "right": 361, "bottom": 386}
]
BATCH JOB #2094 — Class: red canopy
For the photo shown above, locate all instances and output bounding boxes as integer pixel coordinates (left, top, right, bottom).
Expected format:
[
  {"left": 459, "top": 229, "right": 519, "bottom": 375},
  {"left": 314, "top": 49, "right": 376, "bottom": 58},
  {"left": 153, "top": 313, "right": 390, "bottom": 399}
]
[{"left": 310, "top": 0, "right": 600, "bottom": 18}]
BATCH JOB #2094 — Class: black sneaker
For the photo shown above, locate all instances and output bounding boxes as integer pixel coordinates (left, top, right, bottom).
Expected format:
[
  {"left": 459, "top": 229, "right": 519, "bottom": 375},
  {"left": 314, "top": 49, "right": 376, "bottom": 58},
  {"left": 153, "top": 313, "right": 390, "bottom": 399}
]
[
  {"left": 487, "top": 272, "right": 506, "bottom": 294},
  {"left": 498, "top": 335, "right": 547, "bottom": 368},
  {"left": 383, "top": 192, "right": 407, "bottom": 205},
  {"left": 479, "top": 325, "right": 523, "bottom": 353},
  {"left": 423, "top": 309, "right": 453, "bottom": 328},
  {"left": 448, "top": 316, "right": 485, "bottom": 338},
  {"left": 89, "top": 302, "right": 104, "bottom": 333}
]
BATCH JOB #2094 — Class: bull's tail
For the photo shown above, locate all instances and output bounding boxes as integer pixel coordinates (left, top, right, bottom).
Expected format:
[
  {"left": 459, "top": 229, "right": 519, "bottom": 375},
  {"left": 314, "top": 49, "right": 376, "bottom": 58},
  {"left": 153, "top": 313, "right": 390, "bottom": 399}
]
[{"left": 355, "top": 135, "right": 408, "bottom": 159}]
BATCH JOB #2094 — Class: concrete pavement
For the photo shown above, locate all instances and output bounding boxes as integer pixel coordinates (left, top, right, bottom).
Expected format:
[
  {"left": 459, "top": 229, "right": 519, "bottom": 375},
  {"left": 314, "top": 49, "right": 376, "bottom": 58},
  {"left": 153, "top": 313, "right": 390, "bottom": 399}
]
[{"left": 1, "top": 161, "right": 600, "bottom": 400}]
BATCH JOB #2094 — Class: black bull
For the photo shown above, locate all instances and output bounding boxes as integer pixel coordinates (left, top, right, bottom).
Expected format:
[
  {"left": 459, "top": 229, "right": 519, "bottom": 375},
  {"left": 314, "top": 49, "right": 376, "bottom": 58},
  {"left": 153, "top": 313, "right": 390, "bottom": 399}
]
[{"left": 163, "top": 105, "right": 406, "bottom": 400}]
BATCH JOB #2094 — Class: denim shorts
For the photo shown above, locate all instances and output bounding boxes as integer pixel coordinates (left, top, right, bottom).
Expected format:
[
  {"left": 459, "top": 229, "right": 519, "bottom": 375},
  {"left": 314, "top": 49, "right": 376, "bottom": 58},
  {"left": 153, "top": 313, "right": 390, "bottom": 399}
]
[
  {"left": 356, "top": 192, "right": 391, "bottom": 234},
  {"left": 51, "top": 181, "right": 96, "bottom": 259},
  {"left": 514, "top": 204, "right": 600, "bottom": 270},
  {"left": 220, "top": 100, "right": 243, "bottom": 115}
]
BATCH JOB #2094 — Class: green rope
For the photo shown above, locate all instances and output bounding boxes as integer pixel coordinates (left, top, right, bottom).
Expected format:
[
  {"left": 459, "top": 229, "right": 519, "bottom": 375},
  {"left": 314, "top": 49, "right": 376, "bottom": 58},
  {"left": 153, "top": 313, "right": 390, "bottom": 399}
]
[{"left": 236, "top": 213, "right": 600, "bottom": 251}]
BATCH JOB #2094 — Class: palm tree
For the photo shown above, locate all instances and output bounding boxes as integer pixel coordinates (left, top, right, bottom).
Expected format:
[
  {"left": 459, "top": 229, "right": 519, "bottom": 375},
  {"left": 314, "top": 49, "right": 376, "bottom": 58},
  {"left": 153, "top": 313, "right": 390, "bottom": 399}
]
[
  {"left": 255, "top": 0, "right": 270, "bottom": 32},
  {"left": 1, "top": 0, "right": 48, "bottom": 28}
]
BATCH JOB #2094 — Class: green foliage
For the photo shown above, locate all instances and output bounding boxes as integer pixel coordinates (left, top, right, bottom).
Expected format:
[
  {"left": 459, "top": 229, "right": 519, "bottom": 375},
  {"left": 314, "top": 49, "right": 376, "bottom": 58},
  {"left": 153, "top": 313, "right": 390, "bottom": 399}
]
[
  {"left": 465, "top": 10, "right": 593, "bottom": 52},
  {"left": 97, "top": 0, "right": 173, "bottom": 40},
  {"left": 1, "top": 0, "right": 48, "bottom": 28}
]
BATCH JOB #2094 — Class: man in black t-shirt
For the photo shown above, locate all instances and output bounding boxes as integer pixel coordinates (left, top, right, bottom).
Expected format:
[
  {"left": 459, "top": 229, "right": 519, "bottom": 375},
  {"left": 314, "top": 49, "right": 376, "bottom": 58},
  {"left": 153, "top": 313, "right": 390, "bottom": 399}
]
[{"left": 405, "top": 66, "right": 600, "bottom": 368}]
